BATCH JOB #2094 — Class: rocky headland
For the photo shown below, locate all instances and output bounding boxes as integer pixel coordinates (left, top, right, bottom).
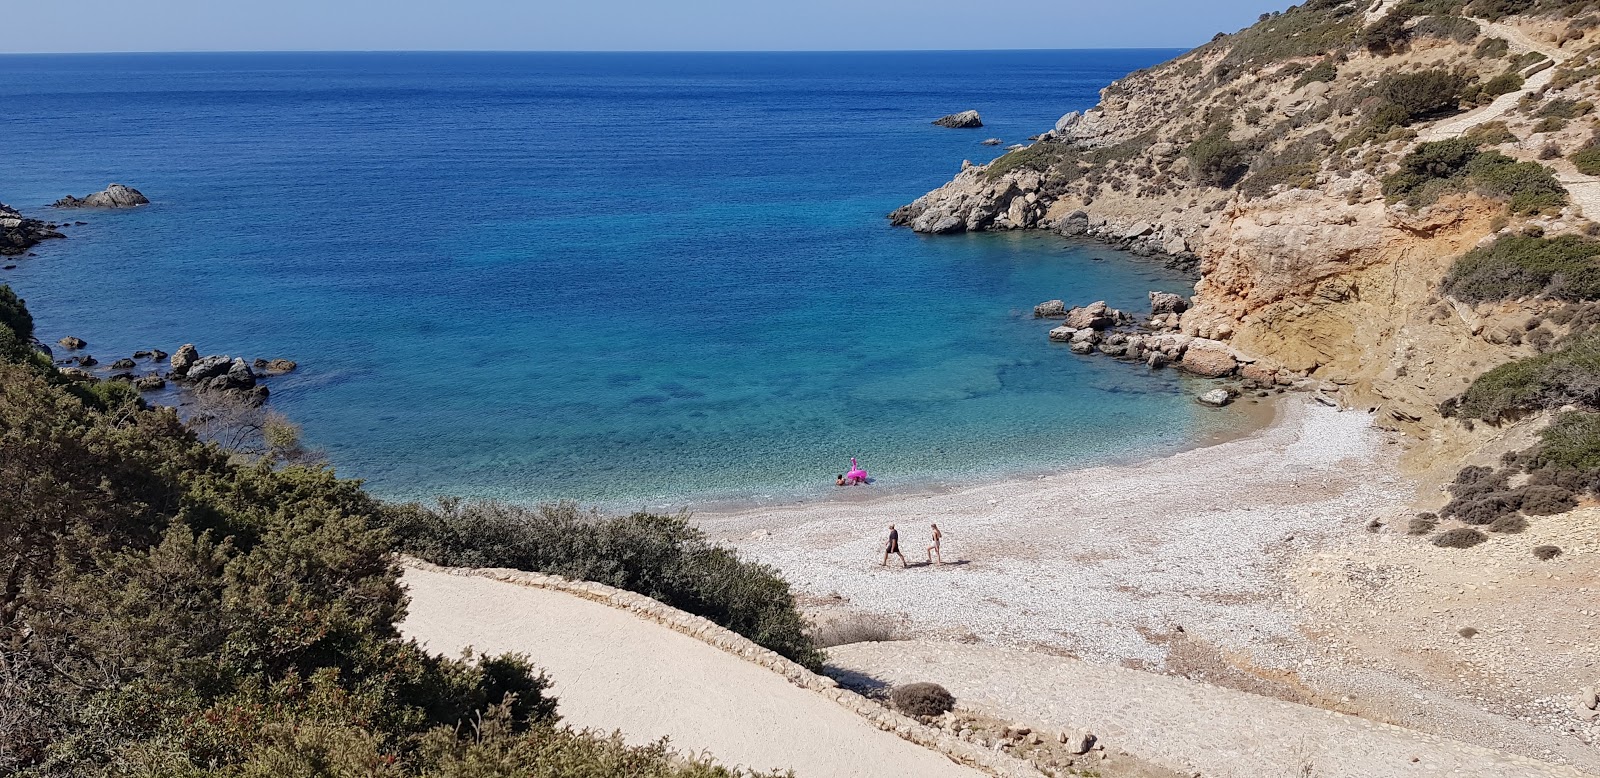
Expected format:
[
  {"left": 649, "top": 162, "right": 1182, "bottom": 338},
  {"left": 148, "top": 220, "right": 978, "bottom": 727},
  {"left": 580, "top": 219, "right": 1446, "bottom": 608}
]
[{"left": 0, "top": 202, "right": 65, "bottom": 256}]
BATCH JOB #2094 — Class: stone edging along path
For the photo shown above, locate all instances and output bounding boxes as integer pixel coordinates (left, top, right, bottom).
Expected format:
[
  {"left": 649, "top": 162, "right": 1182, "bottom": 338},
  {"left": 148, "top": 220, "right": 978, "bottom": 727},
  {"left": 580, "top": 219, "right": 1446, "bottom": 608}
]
[{"left": 398, "top": 557, "right": 1046, "bottom": 778}]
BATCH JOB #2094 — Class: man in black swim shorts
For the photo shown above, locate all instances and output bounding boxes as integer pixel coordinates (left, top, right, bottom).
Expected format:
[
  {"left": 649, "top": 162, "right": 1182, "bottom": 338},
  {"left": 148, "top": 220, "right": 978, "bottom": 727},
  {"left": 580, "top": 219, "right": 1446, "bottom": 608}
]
[{"left": 881, "top": 523, "right": 908, "bottom": 568}]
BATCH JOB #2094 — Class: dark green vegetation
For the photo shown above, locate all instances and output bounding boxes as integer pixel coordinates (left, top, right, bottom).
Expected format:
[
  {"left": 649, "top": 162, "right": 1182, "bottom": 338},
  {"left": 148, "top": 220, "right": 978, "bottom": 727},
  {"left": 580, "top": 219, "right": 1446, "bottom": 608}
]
[
  {"left": 0, "top": 285, "right": 789, "bottom": 777},
  {"left": 1533, "top": 544, "right": 1564, "bottom": 559},
  {"left": 381, "top": 500, "right": 823, "bottom": 671},
  {"left": 1442, "top": 233, "right": 1600, "bottom": 301},
  {"left": 1447, "top": 333, "right": 1600, "bottom": 421},
  {"left": 1207, "top": 0, "right": 1361, "bottom": 78},
  {"left": 1186, "top": 130, "right": 1251, "bottom": 188},
  {"left": 889, "top": 683, "right": 956, "bottom": 718},
  {"left": 1382, "top": 139, "right": 1566, "bottom": 213}
]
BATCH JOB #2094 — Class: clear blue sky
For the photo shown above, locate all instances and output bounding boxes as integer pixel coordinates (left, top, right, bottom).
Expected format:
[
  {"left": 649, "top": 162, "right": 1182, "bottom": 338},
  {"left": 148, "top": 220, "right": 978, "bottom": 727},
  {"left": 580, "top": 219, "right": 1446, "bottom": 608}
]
[{"left": 3, "top": 0, "right": 1291, "bottom": 54}]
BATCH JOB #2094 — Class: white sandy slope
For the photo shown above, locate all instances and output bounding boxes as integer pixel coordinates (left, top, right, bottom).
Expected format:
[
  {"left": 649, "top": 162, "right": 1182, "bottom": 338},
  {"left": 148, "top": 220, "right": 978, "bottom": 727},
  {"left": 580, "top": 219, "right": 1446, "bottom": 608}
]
[{"left": 399, "top": 566, "right": 984, "bottom": 778}]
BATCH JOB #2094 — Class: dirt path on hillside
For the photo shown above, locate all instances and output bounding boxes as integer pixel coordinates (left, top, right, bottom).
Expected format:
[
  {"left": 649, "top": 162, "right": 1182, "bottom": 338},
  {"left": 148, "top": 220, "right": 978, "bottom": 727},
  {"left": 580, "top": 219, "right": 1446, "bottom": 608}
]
[
  {"left": 399, "top": 566, "right": 985, "bottom": 778},
  {"left": 829, "top": 641, "right": 1595, "bottom": 778}
]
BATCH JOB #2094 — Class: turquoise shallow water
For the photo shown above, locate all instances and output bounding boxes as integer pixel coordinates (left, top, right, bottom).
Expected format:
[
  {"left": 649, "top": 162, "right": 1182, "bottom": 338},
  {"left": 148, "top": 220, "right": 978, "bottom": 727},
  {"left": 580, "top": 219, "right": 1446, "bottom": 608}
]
[{"left": 0, "top": 50, "right": 1246, "bottom": 508}]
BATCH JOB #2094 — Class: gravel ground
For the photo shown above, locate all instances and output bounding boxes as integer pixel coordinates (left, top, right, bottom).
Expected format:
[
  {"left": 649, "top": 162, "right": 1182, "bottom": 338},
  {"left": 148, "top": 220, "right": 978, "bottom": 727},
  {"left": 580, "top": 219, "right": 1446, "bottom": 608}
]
[{"left": 702, "top": 398, "right": 1403, "bottom": 666}]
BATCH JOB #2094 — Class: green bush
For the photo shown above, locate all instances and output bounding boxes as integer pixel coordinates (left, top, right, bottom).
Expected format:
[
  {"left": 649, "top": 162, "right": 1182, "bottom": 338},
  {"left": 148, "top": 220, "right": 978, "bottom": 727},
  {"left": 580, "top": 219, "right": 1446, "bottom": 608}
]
[
  {"left": 1468, "top": 0, "right": 1534, "bottom": 20},
  {"left": 1442, "top": 234, "right": 1600, "bottom": 302},
  {"left": 1480, "top": 71, "right": 1525, "bottom": 98},
  {"left": 890, "top": 682, "right": 956, "bottom": 717},
  {"left": 1475, "top": 37, "right": 1511, "bottom": 58},
  {"left": 1364, "top": 11, "right": 1413, "bottom": 53},
  {"left": 1537, "top": 98, "right": 1593, "bottom": 119},
  {"left": 1186, "top": 132, "right": 1251, "bottom": 188},
  {"left": 1414, "top": 14, "right": 1481, "bottom": 42},
  {"left": 1464, "top": 120, "right": 1518, "bottom": 145},
  {"left": 381, "top": 500, "right": 823, "bottom": 671},
  {"left": 1448, "top": 334, "right": 1600, "bottom": 421},
  {"left": 0, "top": 292, "right": 786, "bottom": 778},
  {"left": 1211, "top": 1, "right": 1361, "bottom": 76},
  {"left": 1572, "top": 146, "right": 1600, "bottom": 175},
  {"left": 0, "top": 285, "right": 32, "bottom": 341},
  {"left": 1528, "top": 410, "right": 1600, "bottom": 471},
  {"left": 1384, "top": 141, "right": 1566, "bottom": 213},
  {"left": 1293, "top": 58, "right": 1338, "bottom": 88},
  {"left": 1379, "top": 69, "right": 1468, "bottom": 121}
]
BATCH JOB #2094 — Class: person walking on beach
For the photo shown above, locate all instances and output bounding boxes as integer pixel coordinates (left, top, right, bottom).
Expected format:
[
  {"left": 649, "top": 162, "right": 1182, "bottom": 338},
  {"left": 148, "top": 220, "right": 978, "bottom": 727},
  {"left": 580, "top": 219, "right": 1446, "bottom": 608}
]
[
  {"left": 926, "top": 522, "right": 943, "bottom": 565},
  {"left": 881, "top": 524, "right": 907, "bottom": 568}
]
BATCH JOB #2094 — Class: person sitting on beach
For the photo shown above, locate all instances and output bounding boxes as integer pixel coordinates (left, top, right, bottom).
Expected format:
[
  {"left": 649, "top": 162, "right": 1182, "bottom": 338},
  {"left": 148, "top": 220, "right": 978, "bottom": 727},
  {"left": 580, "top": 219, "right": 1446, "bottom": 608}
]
[
  {"left": 926, "top": 522, "right": 943, "bottom": 565},
  {"left": 881, "top": 523, "right": 908, "bottom": 568}
]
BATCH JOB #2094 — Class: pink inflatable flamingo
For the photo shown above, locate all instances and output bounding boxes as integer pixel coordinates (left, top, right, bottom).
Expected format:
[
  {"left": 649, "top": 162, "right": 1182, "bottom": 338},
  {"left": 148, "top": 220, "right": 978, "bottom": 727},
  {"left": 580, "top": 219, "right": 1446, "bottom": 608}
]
[{"left": 846, "top": 457, "right": 869, "bottom": 485}]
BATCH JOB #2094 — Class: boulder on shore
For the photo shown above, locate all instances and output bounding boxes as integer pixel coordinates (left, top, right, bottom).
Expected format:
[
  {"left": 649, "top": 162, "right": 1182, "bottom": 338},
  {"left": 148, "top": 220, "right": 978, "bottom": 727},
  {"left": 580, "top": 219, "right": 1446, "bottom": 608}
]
[
  {"left": 1033, "top": 299, "right": 1066, "bottom": 319},
  {"left": 1197, "top": 388, "right": 1235, "bottom": 407},
  {"left": 1149, "top": 290, "right": 1189, "bottom": 316},
  {"left": 52, "top": 184, "right": 149, "bottom": 209},
  {"left": 1180, "top": 338, "right": 1240, "bottom": 378},
  {"left": 933, "top": 110, "right": 983, "bottom": 129},
  {"left": 170, "top": 343, "right": 199, "bottom": 376}
]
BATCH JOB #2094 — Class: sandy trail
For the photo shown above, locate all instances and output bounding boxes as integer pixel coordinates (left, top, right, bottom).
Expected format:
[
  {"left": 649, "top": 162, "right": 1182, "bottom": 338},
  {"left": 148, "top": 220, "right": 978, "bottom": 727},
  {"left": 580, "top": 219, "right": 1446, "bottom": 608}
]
[
  {"left": 829, "top": 641, "right": 1594, "bottom": 778},
  {"left": 399, "top": 566, "right": 985, "bottom": 778},
  {"left": 1418, "top": 19, "right": 1571, "bottom": 144},
  {"left": 703, "top": 399, "right": 1403, "bottom": 664}
]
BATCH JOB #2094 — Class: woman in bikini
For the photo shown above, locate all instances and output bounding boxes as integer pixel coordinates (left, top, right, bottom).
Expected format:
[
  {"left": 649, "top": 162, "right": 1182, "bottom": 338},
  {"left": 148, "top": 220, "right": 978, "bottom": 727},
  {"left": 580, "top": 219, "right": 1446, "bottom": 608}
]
[{"left": 926, "top": 523, "right": 943, "bottom": 565}]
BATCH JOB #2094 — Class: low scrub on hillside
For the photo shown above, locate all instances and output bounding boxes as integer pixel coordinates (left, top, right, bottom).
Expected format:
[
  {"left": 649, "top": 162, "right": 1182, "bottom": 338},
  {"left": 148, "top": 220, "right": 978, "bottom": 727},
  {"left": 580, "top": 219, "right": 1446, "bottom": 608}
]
[
  {"left": 1442, "top": 233, "right": 1600, "bottom": 301},
  {"left": 1445, "top": 333, "right": 1600, "bottom": 421},
  {"left": 0, "top": 285, "right": 791, "bottom": 777},
  {"left": 1207, "top": 0, "right": 1361, "bottom": 79},
  {"left": 1383, "top": 139, "right": 1566, "bottom": 213},
  {"left": 381, "top": 500, "right": 823, "bottom": 671}
]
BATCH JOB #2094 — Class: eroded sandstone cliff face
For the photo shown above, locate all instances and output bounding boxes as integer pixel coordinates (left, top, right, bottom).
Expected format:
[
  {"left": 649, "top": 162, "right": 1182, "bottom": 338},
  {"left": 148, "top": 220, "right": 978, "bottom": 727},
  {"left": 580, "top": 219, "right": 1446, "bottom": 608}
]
[{"left": 893, "top": 0, "right": 1600, "bottom": 453}]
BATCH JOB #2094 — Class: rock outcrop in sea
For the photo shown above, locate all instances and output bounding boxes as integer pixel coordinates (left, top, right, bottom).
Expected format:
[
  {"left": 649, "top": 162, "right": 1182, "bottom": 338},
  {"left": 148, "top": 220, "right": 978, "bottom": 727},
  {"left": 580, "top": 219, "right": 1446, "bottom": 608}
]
[
  {"left": 932, "top": 110, "right": 982, "bottom": 129},
  {"left": 52, "top": 183, "right": 149, "bottom": 209},
  {"left": 0, "top": 202, "right": 66, "bottom": 256}
]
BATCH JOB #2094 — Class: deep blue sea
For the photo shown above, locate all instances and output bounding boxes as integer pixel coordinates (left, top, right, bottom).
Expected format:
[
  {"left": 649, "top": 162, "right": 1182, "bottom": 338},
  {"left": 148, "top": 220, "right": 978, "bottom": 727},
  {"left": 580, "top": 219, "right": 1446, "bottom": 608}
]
[{"left": 0, "top": 50, "right": 1246, "bottom": 508}]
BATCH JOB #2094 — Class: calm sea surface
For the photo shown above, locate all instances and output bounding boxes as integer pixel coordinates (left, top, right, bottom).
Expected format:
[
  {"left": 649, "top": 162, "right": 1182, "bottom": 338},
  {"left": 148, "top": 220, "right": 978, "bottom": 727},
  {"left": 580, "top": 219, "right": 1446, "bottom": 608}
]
[{"left": 0, "top": 50, "right": 1247, "bottom": 507}]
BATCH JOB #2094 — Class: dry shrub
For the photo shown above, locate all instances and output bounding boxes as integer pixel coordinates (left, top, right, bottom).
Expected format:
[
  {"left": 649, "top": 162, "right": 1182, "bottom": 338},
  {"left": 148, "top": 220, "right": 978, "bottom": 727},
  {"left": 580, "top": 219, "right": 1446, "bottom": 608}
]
[
  {"left": 810, "top": 613, "right": 907, "bottom": 649},
  {"left": 1533, "top": 544, "right": 1563, "bottom": 560},
  {"left": 1433, "top": 527, "right": 1487, "bottom": 548},
  {"left": 890, "top": 682, "right": 955, "bottom": 717},
  {"left": 1487, "top": 513, "right": 1528, "bottom": 533},
  {"left": 1514, "top": 484, "right": 1577, "bottom": 515},
  {"left": 1407, "top": 513, "right": 1440, "bottom": 535}
]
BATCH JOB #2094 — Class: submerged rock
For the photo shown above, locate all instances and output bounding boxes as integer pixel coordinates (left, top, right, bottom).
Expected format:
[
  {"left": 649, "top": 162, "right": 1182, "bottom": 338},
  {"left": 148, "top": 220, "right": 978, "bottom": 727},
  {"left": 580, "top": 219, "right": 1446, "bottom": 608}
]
[
  {"left": 253, "top": 357, "right": 298, "bottom": 374},
  {"left": 57, "top": 336, "right": 86, "bottom": 350},
  {"left": 1033, "top": 299, "right": 1066, "bottom": 319},
  {"left": 933, "top": 110, "right": 983, "bottom": 129},
  {"left": 133, "top": 373, "right": 166, "bottom": 392},
  {"left": 1197, "top": 388, "right": 1234, "bottom": 407},
  {"left": 981, "top": 138, "right": 1003, "bottom": 146},
  {"left": 53, "top": 183, "right": 149, "bottom": 209}
]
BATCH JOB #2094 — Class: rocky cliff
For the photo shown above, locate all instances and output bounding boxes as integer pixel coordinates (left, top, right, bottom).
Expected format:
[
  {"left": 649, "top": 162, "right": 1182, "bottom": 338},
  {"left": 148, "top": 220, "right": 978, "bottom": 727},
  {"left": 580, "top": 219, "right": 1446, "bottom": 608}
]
[{"left": 896, "top": 0, "right": 1600, "bottom": 457}]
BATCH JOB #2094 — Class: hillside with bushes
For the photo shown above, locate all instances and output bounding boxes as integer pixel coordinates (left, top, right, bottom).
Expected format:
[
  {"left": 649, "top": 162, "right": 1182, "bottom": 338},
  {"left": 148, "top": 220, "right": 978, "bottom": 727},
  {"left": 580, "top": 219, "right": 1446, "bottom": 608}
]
[
  {"left": 0, "top": 285, "right": 799, "bottom": 776},
  {"left": 893, "top": 0, "right": 1600, "bottom": 544}
]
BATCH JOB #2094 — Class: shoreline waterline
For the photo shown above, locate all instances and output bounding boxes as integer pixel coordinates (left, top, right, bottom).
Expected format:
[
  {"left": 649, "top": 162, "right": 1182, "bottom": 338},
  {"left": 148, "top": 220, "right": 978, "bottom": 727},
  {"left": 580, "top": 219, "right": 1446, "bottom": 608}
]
[{"left": 681, "top": 390, "right": 1285, "bottom": 518}]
